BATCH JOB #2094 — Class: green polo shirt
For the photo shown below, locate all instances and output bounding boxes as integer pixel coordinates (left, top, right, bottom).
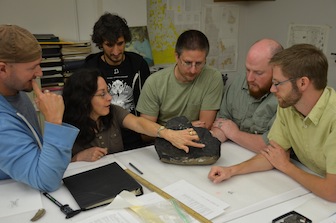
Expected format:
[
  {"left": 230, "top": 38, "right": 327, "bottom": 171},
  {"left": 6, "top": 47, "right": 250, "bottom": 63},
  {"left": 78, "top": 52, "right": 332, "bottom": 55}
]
[
  {"left": 218, "top": 73, "right": 278, "bottom": 143},
  {"left": 268, "top": 87, "right": 336, "bottom": 176}
]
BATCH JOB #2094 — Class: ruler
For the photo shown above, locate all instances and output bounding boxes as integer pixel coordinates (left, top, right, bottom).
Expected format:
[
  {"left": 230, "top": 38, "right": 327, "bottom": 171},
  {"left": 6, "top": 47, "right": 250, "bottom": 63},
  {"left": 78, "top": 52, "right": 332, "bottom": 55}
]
[{"left": 125, "top": 168, "right": 211, "bottom": 223}]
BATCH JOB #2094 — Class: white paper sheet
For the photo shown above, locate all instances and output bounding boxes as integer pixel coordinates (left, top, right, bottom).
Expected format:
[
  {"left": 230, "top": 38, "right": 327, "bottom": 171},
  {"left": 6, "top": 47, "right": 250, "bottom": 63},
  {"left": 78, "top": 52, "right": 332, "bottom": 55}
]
[
  {"left": 81, "top": 191, "right": 197, "bottom": 223},
  {"left": 76, "top": 209, "right": 142, "bottom": 223},
  {"left": 0, "top": 181, "right": 42, "bottom": 218},
  {"left": 163, "top": 179, "right": 230, "bottom": 220}
]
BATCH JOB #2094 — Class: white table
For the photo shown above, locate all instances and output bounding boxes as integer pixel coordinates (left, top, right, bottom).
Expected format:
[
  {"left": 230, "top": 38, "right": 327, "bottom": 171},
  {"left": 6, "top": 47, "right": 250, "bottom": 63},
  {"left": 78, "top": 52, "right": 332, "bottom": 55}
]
[{"left": 0, "top": 142, "right": 315, "bottom": 223}]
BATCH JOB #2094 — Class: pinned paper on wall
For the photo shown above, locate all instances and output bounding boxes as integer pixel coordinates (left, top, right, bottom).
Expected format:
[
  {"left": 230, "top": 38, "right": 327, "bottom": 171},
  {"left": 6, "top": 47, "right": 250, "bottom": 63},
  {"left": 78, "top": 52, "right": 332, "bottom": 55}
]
[{"left": 287, "top": 24, "right": 330, "bottom": 53}]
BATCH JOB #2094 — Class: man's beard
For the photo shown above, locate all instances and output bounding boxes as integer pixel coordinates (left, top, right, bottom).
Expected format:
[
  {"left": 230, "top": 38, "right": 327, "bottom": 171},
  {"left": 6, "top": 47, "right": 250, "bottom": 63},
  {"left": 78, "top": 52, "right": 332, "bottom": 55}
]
[
  {"left": 248, "top": 82, "right": 272, "bottom": 99},
  {"left": 277, "top": 84, "right": 301, "bottom": 108}
]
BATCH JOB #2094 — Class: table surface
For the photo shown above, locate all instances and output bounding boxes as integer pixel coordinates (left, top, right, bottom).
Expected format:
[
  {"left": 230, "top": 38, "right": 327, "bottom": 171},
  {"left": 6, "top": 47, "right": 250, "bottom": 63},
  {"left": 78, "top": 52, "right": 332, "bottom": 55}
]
[{"left": 0, "top": 142, "right": 317, "bottom": 223}]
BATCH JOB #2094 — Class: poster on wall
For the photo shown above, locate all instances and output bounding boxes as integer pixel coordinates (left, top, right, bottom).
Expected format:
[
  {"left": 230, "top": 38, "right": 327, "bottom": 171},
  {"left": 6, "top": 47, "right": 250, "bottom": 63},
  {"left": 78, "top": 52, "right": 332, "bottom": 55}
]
[
  {"left": 147, "top": 0, "right": 239, "bottom": 72},
  {"left": 287, "top": 24, "right": 330, "bottom": 53},
  {"left": 202, "top": 4, "right": 239, "bottom": 72}
]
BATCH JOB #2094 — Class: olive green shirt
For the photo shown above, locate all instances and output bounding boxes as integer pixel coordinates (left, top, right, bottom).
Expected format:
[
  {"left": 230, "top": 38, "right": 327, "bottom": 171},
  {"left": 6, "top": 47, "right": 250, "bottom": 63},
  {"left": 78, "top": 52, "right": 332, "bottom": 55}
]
[
  {"left": 72, "top": 105, "right": 129, "bottom": 156},
  {"left": 268, "top": 87, "right": 336, "bottom": 176},
  {"left": 218, "top": 73, "right": 278, "bottom": 143},
  {"left": 136, "top": 65, "right": 224, "bottom": 125}
]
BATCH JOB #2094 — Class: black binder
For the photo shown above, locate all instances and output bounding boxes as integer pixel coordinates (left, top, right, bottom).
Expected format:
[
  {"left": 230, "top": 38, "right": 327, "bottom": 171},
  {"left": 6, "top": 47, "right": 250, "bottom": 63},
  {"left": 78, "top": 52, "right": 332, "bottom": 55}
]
[{"left": 63, "top": 162, "right": 143, "bottom": 210}]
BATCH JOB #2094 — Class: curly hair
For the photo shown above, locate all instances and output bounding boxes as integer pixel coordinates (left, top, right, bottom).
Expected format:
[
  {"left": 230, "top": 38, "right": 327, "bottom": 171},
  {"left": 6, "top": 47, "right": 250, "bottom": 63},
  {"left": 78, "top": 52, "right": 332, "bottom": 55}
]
[
  {"left": 62, "top": 68, "right": 113, "bottom": 146},
  {"left": 91, "top": 12, "right": 132, "bottom": 49}
]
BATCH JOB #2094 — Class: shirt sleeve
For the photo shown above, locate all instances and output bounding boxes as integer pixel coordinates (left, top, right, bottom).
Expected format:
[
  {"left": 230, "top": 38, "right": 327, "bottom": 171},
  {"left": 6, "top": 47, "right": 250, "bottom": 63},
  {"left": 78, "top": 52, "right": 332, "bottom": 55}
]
[
  {"left": 200, "top": 70, "right": 224, "bottom": 111},
  {"left": 267, "top": 106, "right": 292, "bottom": 150},
  {"left": 136, "top": 74, "right": 160, "bottom": 117},
  {"left": 217, "top": 81, "right": 233, "bottom": 119},
  {"left": 0, "top": 117, "right": 79, "bottom": 192}
]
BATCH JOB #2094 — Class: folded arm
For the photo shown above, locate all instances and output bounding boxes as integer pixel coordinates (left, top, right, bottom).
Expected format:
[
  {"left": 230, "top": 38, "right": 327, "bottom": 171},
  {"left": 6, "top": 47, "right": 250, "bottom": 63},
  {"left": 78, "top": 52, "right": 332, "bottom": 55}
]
[{"left": 211, "top": 118, "right": 267, "bottom": 152}]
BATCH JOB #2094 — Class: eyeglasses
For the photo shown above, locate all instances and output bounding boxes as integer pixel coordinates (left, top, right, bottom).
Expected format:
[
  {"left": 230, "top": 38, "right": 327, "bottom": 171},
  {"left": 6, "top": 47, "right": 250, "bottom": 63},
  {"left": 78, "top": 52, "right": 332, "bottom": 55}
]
[
  {"left": 179, "top": 58, "right": 206, "bottom": 69},
  {"left": 94, "top": 90, "right": 111, "bottom": 99},
  {"left": 272, "top": 78, "right": 296, "bottom": 88}
]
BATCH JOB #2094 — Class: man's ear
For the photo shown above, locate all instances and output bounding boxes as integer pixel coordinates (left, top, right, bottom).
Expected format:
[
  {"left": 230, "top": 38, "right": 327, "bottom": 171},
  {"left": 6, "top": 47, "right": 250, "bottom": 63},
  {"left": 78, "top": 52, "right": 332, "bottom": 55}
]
[
  {"left": 0, "top": 62, "right": 7, "bottom": 74},
  {"left": 298, "top": 76, "right": 310, "bottom": 91},
  {"left": 174, "top": 52, "right": 179, "bottom": 63}
]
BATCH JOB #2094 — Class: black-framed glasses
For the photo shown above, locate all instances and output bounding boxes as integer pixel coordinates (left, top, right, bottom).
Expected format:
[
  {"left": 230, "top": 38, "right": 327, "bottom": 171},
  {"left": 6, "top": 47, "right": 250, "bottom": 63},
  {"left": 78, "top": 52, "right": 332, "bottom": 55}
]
[
  {"left": 179, "top": 58, "right": 206, "bottom": 69},
  {"left": 272, "top": 78, "right": 296, "bottom": 88}
]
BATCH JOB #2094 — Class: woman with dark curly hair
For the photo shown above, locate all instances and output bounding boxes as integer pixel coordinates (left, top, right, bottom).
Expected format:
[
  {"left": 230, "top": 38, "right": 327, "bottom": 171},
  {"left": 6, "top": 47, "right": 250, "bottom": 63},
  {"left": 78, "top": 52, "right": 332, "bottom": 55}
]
[{"left": 63, "top": 68, "right": 204, "bottom": 162}]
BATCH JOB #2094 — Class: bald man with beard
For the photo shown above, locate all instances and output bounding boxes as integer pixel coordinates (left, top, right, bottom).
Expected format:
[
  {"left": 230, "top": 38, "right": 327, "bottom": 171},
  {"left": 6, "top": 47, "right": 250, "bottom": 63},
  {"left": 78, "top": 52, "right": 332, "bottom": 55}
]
[{"left": 211, "top": 39, "right": 283, "bottom": 153}]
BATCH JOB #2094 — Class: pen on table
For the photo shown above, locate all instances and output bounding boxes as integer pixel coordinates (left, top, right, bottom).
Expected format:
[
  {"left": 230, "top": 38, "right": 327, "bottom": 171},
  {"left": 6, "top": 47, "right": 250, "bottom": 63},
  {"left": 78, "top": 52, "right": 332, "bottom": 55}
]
[
  {"left": 129, "top": 162, "right": 143, "bottom": 175},
  {"left": 43, "top": 192, "right": 62, "bottom": 207}
]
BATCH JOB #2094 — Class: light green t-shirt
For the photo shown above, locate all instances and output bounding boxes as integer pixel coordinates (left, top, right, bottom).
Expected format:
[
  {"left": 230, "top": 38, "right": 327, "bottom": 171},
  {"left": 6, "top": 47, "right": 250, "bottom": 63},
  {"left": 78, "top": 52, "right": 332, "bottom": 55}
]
[
  {"left": 268, "top": 87, "right": 336, "bottom": 176},
  {"left": 136, "top": 65, "right": 224, "bottom": 125}
]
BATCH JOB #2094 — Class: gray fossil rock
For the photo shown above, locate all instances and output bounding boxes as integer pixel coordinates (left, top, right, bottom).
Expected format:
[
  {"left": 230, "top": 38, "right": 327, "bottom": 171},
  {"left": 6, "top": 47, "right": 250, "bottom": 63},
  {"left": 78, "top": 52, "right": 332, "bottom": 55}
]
[{"left": 154, "top": 116, "right": 221, "bottom": 165}]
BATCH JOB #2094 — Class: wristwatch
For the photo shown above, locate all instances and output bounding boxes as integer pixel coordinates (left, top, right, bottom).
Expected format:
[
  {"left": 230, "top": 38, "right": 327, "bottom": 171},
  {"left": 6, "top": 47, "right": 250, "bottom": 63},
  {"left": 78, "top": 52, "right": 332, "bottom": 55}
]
[{"left": 157, "top": 126, "right": 166, "bottom": 137}]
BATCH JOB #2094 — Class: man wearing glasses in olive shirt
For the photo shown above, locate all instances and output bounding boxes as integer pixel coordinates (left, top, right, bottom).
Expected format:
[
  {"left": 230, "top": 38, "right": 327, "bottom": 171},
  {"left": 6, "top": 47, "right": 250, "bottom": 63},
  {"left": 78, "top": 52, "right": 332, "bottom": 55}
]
[{"left": 136, "top": 30, "right": 224, "bottom": 138}]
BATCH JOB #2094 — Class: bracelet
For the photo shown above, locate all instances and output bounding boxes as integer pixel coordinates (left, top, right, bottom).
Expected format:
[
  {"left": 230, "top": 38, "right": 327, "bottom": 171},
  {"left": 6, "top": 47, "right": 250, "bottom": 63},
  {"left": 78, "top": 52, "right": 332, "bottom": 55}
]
[{"left": 157, "top": 126, "right": 166, "bottom": 138}]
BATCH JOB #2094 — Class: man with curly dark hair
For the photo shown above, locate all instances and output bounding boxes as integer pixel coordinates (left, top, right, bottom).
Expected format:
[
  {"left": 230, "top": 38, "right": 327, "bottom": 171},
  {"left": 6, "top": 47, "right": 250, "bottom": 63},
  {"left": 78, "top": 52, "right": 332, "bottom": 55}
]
[{"left": 83, "top": 12, "right": 151, "bottom": 150}]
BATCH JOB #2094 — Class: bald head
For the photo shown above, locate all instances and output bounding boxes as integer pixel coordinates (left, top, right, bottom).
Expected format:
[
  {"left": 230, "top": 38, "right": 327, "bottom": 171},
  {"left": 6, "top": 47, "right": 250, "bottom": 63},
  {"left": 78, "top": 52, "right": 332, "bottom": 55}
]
[
  {"left": 245, "top": 38, "right": 283, "bottom": 99},
  {"left": 247, "top": 39, "right": 283, "bottom": 65}
]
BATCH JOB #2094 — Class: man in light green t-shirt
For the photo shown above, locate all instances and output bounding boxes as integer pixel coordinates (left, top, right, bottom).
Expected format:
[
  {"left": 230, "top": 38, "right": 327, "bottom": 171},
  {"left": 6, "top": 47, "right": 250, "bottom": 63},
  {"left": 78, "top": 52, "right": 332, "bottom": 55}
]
[
  {"left": 208, "top": 44, "right": 336, "bottom": 202},
  {"left": 137, "top": 30, "right": 223, "bottom": 131}
]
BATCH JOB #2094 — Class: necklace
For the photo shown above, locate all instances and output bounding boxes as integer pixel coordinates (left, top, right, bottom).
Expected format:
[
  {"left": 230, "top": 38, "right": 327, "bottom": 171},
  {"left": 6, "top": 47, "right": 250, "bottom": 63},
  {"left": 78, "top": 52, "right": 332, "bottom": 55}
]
[{"left": 103, "top": 54, "right": 109, "bottom": 65}]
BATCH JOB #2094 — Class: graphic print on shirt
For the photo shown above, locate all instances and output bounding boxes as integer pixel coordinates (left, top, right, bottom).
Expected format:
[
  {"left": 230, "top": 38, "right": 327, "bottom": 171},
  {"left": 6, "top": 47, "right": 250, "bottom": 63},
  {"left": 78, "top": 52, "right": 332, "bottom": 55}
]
[{"left": 108, "top": 79, "right": 135, "bottom": 112}]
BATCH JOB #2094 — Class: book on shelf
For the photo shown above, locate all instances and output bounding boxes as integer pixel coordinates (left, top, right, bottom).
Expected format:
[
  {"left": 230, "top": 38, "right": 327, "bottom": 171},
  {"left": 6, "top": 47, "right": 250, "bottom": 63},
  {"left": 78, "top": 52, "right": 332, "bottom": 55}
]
[
  {"left": 63, "top": 54, "right": 89, "bottom": 61},
  {"left": 62, "top": 41, "right": 91, "bottom": 47},
  {"left": 63, "top": 60, "right": 85, "bottom": 73},
  {"left": 40, "top": 73, "right": 64, "bottom": 87},
  {"left": 40, "top": 60, "right": 63, "bottom": 68},
  {"left": 41, "top": 57, "right": 62, "bottom": 63},
  {"left": 61, "top": 41, "right": 91, "bottom": 55},
  {"left": 42, "top": 52, "right": 62, "bottom": 58},
  {"left": 41, "top": 66, "right": 63, "bottom": 76},
  {"left": 34, "top": 34, "right": 60, "bottom": 42},
  {"left": 41, "top": 45, "right": 61, "bottom": 57},
  {"left": 63, "top": 162, "right": 143, "bottom": 210}
]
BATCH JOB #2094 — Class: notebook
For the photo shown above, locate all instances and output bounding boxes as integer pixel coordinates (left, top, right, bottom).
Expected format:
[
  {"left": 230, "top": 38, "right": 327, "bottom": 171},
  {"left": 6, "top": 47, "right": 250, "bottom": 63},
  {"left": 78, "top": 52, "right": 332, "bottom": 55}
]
[{"left": 63, "top": 162, "right": 143, "bottom": 210}]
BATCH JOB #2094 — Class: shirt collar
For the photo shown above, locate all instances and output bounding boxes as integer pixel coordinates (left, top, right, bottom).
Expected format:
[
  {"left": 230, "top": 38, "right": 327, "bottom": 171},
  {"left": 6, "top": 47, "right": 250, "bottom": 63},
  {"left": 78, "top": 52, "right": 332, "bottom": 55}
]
[{"left": 291, "top": 87, "right": 330, "bottom": 126}]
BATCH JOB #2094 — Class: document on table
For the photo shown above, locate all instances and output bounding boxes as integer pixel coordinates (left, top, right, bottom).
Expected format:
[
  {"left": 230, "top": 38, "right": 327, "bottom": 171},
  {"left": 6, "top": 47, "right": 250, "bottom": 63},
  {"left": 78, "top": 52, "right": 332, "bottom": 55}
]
[
  {"left": 78, "top": 191, "right": 197, "bottom": 223},
  {"left": 163, "top": 179, "right": 230, "bottom": 220},
  {"left": 0, "top": 181, "right": 42, "bottom": 218},
  {"left": 76, "top": 209, "right": 142, "bottom": 223}
]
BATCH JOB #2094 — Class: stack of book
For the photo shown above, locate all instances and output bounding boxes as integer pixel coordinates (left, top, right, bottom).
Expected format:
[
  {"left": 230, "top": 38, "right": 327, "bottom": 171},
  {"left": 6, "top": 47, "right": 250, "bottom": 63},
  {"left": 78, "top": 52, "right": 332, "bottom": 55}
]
[
  {"left": 33, "top": 35, "right": 91, "bottom": 94},
  {"left": 34, "top": 34, "right": 66, "bottom": 93},
  {"left": 62, "top": 41, "right": 91, "bottom": 76}
]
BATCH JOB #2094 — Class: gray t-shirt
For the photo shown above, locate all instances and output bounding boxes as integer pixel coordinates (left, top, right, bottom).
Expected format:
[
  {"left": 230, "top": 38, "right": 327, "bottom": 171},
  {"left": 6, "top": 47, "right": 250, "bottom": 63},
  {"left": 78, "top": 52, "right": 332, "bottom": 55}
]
[{"left": 5, "top": 92, "right": 41, "bottom": 134}]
